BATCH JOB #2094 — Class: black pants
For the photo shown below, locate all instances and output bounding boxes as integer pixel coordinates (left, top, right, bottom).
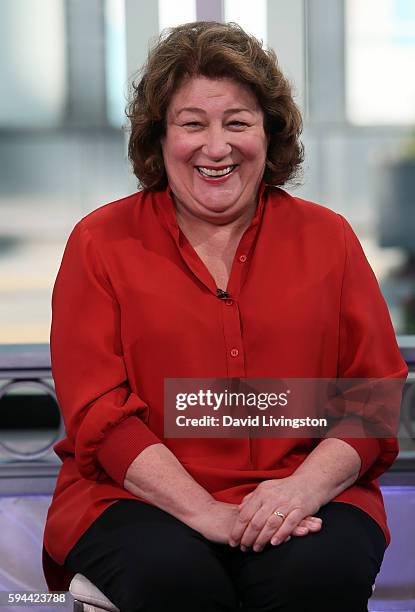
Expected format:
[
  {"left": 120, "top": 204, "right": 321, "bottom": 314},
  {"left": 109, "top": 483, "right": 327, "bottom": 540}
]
[{"left": 65, "top": 500, "right": 386, "bottom": 612}]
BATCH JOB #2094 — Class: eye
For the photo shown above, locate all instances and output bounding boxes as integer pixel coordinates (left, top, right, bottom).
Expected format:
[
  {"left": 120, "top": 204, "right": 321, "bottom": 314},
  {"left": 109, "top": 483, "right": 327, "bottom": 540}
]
[
  {"left": 228, "top": 121, "right": 248, "bottom": 128},
  {"left": 183, "top": 122, "right": 202, "bottom": 127}
]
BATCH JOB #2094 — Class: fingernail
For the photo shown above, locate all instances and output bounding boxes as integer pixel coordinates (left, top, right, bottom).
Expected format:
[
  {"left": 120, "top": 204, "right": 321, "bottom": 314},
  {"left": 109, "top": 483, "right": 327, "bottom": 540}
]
[
  {"left": 229, "top": 540, "right": 237, "bottom": 547},
  {"left": 253, "top": 545, "right": 260, "bottom": 552},
  {"left": 241, "top": 545, "right": 247, "bottom": 552},
  {"left": 271, "top": 538, "right": 280, "bottom": 546}
]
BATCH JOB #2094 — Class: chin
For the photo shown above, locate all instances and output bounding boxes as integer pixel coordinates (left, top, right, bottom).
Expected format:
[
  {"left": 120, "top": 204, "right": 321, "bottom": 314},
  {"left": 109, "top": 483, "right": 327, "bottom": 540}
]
[
  {"left": 200, "top": 195, "right": 239, "bottom": 211},
  {"left": 196, "top": 186, "right": 241, "bottom": 201}
]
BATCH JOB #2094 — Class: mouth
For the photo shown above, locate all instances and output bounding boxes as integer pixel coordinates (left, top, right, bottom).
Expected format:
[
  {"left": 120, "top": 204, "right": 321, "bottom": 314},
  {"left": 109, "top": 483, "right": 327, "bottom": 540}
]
[{"left": 195, "top": 164, "right": 238, "bottom": 181}]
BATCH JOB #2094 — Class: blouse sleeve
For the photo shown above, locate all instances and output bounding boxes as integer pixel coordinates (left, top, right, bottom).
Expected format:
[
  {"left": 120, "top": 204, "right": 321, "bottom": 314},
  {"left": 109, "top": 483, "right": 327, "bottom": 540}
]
[
  {"left": 50, "top": 221, "right": 161, "bottom": 485},
  {"left": 322, "top": 214, "right": 408, "bottom": 482}
]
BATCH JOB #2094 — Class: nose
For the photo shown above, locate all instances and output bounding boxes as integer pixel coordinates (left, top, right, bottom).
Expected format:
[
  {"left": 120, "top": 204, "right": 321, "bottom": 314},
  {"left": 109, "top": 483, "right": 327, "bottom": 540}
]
[{"left": 201, "top": 124, "right": 232, "bottom": 160}]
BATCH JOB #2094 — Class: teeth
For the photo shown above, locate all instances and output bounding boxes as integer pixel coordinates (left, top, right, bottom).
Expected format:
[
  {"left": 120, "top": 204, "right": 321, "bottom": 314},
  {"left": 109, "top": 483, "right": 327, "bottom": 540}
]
[{"left": 198, "top": 165, "right": 235, "bottom": 177}]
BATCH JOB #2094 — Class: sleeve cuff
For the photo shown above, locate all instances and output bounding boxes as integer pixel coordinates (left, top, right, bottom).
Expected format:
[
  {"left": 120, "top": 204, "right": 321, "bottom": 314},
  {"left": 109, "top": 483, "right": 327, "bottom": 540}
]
[
  {"left": 96, "top": 416, "right": 162, "bottom": 485},
  {"left": 336, "top": 437, "right": 381, "bottom": 479},
  {"left": 323, "top": 417, "right": 382, "bottom": 479}
]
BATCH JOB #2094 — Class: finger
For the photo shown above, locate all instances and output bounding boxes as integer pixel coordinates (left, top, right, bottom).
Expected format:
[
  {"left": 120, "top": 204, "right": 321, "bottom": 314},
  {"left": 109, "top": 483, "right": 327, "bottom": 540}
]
[
  {"left": 304, "top": 520, "right": 322, "bottom": 533},
  {"left": 229, "top": 514, "right": 251, "bottom": 547},
  {"left": 253, "top": 510, "right": 321, "bottom": 551},
  {"left": 300, "top": 517, "right": 322, "bottom": 532},
  {"left": 235, "top": 498, "right": 262, "bottom": 530},
  {"left": 291, "top": 525, "right": 309, "bottom": 536},
  {"left": 240, "top": 506, "right": 279, "bottom": 549},
  {"left": 296, "top": 516, "right": 321, "bottom": 528},
  {"left": 249, "top": 509, "right": 287, "bottom": 551},
  {"left": 290, "top": 516, "right": 323, "bottom": 537},
  {"left": 270, "top": 509, "right": 304, "bottom": 546},
  {"left": 305, "top": 516, "right": 322, "bottom": 525},
  {"left": 229, "top": 499, "right": 261, "bottom": 546},
  {"left": 239, "top": 491, "right": 254, "bottom": 507}
]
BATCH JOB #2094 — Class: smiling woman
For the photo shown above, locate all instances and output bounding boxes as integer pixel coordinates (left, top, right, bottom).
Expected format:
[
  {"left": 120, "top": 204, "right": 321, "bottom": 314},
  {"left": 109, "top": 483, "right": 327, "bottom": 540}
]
[{"left": 43, "top": 20, "right": 407, "bottom": 612}]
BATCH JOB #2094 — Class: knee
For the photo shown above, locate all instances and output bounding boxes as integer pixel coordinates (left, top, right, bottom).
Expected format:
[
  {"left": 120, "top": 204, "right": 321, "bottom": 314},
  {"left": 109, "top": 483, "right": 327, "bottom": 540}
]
[
  {"left": 114, "top": 543, "right": 236, "bottom": 611},
  {"left": 279, "top": 548, "right": 373, "bottom": 599}
]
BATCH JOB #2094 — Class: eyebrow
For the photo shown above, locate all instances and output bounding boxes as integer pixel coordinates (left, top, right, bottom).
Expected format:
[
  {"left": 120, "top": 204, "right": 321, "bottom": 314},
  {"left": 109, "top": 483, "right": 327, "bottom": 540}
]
[{"left": 175, "top": 107, "right": 255, "bottom": 116}]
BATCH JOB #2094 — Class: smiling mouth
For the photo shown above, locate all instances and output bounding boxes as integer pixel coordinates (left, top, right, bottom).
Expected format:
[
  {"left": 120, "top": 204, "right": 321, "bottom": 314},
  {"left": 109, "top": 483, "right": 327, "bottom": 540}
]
[{"left": 196, "top": 165, "right": 238, "bottom": 178}]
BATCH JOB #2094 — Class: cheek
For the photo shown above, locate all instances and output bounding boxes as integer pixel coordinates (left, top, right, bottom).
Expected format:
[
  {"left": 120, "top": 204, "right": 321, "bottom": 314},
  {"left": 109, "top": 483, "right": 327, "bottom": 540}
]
[
  {"left": 239, "top": 135, "right": 268, "bottom": 162},
  {"left": 164, "top": 131, "right": 198, "bottom": 164}
]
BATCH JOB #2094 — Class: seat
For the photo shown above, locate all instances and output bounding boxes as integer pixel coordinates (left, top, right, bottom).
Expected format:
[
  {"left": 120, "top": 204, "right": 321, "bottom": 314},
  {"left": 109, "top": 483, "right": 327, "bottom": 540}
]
[
  {"left": 69, "top": 573, "right": 120, "bottom": 612},
  {"left": 69, "top": 571, "right": 376, "bottom": 611}
]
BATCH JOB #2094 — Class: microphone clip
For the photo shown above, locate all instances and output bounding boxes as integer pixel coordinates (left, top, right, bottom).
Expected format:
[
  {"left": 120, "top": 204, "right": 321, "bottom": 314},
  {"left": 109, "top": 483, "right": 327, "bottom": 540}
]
[{"left": 216, "top": 288, "right": 231, "bottom": 300}]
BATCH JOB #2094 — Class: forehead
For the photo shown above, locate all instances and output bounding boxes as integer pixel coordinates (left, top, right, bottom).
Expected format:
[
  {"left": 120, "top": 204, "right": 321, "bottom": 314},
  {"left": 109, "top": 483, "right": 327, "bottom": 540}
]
[{"left": 167, "top": 75, "right": 261, "bottom": 114}]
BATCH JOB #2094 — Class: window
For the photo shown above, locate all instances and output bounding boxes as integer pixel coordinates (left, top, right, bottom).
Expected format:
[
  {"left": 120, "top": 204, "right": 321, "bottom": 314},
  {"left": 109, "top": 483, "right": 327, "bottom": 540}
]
[
  {"left": 224, "top": 0, "right": 267, "bottom": 46},
  {"left": 158, "top": 0, "right": 196, "bottom": 32},
  {"left": 105, "top": 0, "right": 128, "bottom": 128},
  {"left": 0, "top": 0, "right": 66, "bottom": 128},
  {"left": 346, "top": 0, "right": 415, "bottom": 125}
]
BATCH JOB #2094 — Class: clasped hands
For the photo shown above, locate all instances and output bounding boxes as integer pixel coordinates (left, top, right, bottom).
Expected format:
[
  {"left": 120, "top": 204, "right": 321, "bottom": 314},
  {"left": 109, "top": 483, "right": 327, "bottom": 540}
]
[{"left": 201, "top": 475, "right": 323, "bottom": 553}]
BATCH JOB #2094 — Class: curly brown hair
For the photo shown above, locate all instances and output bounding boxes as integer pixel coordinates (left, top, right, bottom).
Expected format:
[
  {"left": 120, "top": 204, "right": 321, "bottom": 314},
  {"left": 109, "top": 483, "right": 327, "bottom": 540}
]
[{"left": 126, "top": 21, "right": 304, "bottom": 191}]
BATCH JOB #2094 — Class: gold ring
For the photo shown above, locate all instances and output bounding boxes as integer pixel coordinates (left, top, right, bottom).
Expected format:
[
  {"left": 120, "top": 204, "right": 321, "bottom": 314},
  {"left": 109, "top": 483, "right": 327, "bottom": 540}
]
[{"left": 273, "top": 510, "right": 286, "bottom": 520}]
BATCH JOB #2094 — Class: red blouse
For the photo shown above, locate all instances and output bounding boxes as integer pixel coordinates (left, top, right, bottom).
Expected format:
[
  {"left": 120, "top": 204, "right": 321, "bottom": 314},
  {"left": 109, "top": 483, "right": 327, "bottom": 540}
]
[{"left": 42, "top": 179, "right": 408, "bottom": 591}]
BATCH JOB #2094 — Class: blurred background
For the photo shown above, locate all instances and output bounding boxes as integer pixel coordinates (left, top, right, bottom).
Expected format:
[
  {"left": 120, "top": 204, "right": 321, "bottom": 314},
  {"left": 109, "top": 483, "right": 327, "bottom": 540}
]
[
  {"left": 2, "top": 0, "right": 415, "bottom": 342},
  {"left": 0, "top": 1, "right": 414, "bottom": 610}
]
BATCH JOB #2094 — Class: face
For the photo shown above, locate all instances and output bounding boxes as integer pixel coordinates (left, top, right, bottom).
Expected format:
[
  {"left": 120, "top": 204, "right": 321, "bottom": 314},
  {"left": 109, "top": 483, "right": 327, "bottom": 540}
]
[{"left": 161, "top": 76, "right": 269, "bottom": 225}]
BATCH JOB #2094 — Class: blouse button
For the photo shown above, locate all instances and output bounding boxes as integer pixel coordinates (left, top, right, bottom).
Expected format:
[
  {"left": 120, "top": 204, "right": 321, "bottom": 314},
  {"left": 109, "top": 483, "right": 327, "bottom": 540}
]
[
  {"left": 239, "top": 254, "right": 247, "bottom": 263},
  {"left": 225, "top": 299, "right": 233, "bottom": 306},
  {"left": 230, "top": 348, "right": 239, "bottom": 357}
]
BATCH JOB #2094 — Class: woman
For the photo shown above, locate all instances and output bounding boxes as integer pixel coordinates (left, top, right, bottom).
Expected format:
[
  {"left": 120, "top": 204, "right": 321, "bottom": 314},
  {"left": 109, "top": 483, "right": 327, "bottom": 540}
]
[{"left": 43, "top": 21, "right": 407, "bottom": 611}]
